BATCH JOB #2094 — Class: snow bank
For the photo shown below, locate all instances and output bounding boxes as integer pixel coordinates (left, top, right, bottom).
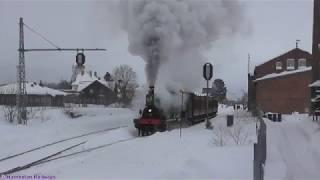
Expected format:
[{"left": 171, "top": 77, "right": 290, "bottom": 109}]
[
  {"left": 0, "top": 106, "right": 255, "bottom": 179},
  {"left": 264, "top": 114, "right": 320, "bottom": 180}
]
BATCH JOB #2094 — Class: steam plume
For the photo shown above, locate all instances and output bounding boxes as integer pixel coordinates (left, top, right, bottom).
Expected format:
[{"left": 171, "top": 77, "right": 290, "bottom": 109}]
[{"left": 120, "top": 0, "right": 247, "bottom": 89}]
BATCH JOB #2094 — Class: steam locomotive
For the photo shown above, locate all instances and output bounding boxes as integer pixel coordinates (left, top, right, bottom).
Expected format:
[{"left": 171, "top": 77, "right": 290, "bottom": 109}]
[{"left": 134, "top": 86, "right": 218, "bottom": 136}]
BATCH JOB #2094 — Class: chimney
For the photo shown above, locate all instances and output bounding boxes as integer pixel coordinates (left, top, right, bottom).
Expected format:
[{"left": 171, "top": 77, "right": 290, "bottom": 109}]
[
  {"left": 94, "top": 71, "right": 97, "bottom": 77},
  {"left": 312, "top": 0, "right": 320, "bottom": 82},
  {"left": 146, "top": 86, "right": 155, "bottom": 106},
  {"left": 149, "top": 86, "right": 154, "bottom": 95}
]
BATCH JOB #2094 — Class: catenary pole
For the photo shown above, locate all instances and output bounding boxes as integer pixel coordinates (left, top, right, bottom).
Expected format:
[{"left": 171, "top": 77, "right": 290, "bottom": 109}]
[{"left": 16, "top": 17, "right": 106, "bottom": 124}]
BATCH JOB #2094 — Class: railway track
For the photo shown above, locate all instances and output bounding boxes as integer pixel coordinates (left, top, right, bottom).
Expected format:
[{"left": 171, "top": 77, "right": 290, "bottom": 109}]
[
  {"left": 0, "top": 137, "right": 136, "bottom": 175},
  {"left": 0, "top": 125, "right": 128, "bottom": 163}
]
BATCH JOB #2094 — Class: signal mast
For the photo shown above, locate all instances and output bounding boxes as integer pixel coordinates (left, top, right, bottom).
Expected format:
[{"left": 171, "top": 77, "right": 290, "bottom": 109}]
[{"left": 17, "top": 17, "right": 106, "bottom": 124}]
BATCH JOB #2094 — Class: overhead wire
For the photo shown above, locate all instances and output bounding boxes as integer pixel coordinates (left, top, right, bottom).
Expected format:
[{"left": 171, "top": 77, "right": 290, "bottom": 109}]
[{"left": 23, "top": 23, "right": 61, "bottom": 50}]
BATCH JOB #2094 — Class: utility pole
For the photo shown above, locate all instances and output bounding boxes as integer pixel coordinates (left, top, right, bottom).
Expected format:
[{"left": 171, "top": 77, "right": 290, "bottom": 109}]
[
  {"left": 17, "top": 17, "right": 27, "bottom": 124},
  {"left": 248, "top": 53, "right": 250, "bottom": 75},
  {"left": 16, "top": 17, "right": 106, "bottom": 124}
]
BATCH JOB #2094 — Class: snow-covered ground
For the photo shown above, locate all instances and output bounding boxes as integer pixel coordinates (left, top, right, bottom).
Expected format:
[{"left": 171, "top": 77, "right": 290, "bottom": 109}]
[
  {"left": 0, "top": 105, "right": 256, "bottom": 179},
  {"left": 265, "top": 114, "right": 320, "bottom": 180}
]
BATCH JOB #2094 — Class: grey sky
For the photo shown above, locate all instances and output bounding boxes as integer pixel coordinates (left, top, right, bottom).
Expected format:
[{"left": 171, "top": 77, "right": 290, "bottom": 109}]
[{"left": 0, "top": 0, "right": 313, "bottom": 99}]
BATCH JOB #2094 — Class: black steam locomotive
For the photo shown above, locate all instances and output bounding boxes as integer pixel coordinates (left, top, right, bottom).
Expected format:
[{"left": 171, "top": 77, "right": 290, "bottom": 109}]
[{"left": 134, "top": 86, "right": 218, "bottom": 136}]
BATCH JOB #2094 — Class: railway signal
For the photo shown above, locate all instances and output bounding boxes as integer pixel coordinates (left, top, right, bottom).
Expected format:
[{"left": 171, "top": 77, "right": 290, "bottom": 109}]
[
  {"left": 17, "top": 17, "right": 106, "bottom": 124},
  {"left": 76, "top": 52, "right": 86, "bottom": 66},
  {"left": 203, "top": 63, "right": 213, "bottom": 129},
  {"left": 203, "top": 63, "right": 213, "bottom": 81}
]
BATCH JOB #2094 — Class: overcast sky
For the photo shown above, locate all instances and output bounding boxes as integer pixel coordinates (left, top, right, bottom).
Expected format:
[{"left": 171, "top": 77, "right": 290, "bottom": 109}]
[{"left": 0, "top": 0, "right": 313, "bottom": 99}]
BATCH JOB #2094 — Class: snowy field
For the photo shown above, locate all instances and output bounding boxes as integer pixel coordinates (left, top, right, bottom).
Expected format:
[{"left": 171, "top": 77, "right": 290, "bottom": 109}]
[
  {"left": 265, "top": 114, "right": 320, "bottom": 180},
  {"left": 0, "top": 105, "right": 256, "bottom": 179}
]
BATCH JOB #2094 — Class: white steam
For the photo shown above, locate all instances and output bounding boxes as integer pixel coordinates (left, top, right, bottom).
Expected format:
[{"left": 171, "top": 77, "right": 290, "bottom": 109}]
[{"left": 119, "top": 0, "right": 248, "bottom": 108}]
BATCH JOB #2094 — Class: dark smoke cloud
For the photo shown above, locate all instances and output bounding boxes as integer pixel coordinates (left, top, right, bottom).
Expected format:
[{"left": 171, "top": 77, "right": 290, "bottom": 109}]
[{"left": 120, "top": 0, "right": 248, "bottom": 89}]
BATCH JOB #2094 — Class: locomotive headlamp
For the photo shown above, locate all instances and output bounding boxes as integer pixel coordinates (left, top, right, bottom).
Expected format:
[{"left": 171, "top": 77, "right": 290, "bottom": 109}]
[{"left": 148, "top": 109, "right": 152, "bottom": 113}]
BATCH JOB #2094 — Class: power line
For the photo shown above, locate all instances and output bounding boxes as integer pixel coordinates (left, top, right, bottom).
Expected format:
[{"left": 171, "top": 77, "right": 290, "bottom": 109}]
[
  {"left": 23, "top": 48, "right": 106, "bottom": 52},
  {"left": 23, "top": 23, "right": 61, "bottom": 49},
  {"left": 16, "top": 17, "right": 106, "bottom": 125}
]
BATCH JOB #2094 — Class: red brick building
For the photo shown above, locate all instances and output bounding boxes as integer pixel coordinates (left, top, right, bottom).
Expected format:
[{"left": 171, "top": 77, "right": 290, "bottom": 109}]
[
  {"left": 248, "top": 0, "right": 320, "bottom": 114},
  {"left": 248, "top": 48, "right": 313, "bottom": 114}
]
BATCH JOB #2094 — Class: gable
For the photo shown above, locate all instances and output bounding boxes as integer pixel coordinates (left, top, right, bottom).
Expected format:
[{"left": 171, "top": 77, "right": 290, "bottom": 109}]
[{"left": 254, "top": 48, "right": 312, "bottom": 78}]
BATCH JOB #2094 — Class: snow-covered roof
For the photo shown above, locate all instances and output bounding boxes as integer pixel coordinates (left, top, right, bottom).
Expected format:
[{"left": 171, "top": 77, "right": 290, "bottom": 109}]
[
  {"left": 193, "top": 92, "right": 213, "bottom": 97},
  {"left": 254, "top": 67, "right": 311, "bottom": 82},
  {"left": 72, "top": 71, "right": 114, "bottom": 92},
  {"left": 309, "top": 80, "right": 320, "bottom": 87},
  {"left": 0, "top": 82, "right": 65, "bottom": 96},
  {"left": 72, "top": 71, "right": 98, "bottom": 86}
]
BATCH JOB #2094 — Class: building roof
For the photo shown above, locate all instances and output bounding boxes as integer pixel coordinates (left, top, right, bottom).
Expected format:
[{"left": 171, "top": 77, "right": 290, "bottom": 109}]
[
  {"left": 255, "top": 48, "right": 312, "bottom": 67},
  {"left": 0, "top": 82, "right": 65, "bottom": 96},
  {"left": 254, "top": 67, "right": 312, "bottom": 82},
  {"left": 194, "top": 91, "right": 213, "bottom": 97},
  {"left": 71, "top": 71, "right": 114, "bottom": 92}
]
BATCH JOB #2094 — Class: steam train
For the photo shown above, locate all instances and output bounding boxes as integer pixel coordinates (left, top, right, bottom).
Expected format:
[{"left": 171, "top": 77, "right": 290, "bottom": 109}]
[{"left": 134, "top": 86, "right": 218, "bottom": 136}]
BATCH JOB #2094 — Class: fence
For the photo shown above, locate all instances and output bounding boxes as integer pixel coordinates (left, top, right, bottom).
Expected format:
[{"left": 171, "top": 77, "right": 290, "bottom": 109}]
[
  {"left": 0, "top": 94, "right": 64, "bottom": 107},
  {"left": 254, "top": 113, "right": 267, "bottom": 180}
]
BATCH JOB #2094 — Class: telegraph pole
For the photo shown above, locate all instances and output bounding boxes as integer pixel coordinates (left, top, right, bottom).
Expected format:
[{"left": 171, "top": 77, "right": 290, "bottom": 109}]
[
  {"left": 16, "top": 17, "right": 106, "bottom": 124},
  {"left": 17, "top": 17, "right": 27, "bottom": 124},
  {"left": 247, "top": 53, "right": 250, "bottom": 75}
]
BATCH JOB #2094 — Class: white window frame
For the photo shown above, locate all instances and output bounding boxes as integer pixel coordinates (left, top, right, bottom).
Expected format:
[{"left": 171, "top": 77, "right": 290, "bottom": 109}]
[
  {"left": 275, "top": 61, "right": 282, "bottom": 70},
  {"left": 287, "top": 59, "right": 295, "bottom": 70},
  {"left": 298, "top": 58, "right": 307, "bottom": 68}
]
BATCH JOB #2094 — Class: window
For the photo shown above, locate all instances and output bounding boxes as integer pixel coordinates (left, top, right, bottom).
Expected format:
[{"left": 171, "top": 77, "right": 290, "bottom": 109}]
[
  {"left": 275, "top": 61, "right": 282, "bottom": 70},
  {"left": 298, "top": 58, "right": 306, "bottom": 68},
  {"left": 287, "top": 59, "right": 295, "bottom": 70}
]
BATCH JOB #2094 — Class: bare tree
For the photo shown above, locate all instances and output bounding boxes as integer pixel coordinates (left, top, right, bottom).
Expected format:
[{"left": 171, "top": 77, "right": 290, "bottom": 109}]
[
  {"left": 212, "top": 126, "right": 227, "bottom": 146},
  {"left": 212, "top": 120, "right": 251, "bottom": 146},
  {"left": 112, "top": 64, "right": 138, "bottom": 104},
  {"left": 227, "top": 122, "right": 249, "bottom": 145}
]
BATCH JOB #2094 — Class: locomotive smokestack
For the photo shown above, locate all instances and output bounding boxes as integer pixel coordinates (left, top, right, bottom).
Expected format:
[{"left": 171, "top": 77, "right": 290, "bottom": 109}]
[
  {"left": 146, "top": 85, "right": 155, "bottom": 106},
  {"left": 149, "top": 86, "right": 155, "bottom": 94},
  {"left": 145, "top": 36, "right": 161, "bottom": 87}
]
